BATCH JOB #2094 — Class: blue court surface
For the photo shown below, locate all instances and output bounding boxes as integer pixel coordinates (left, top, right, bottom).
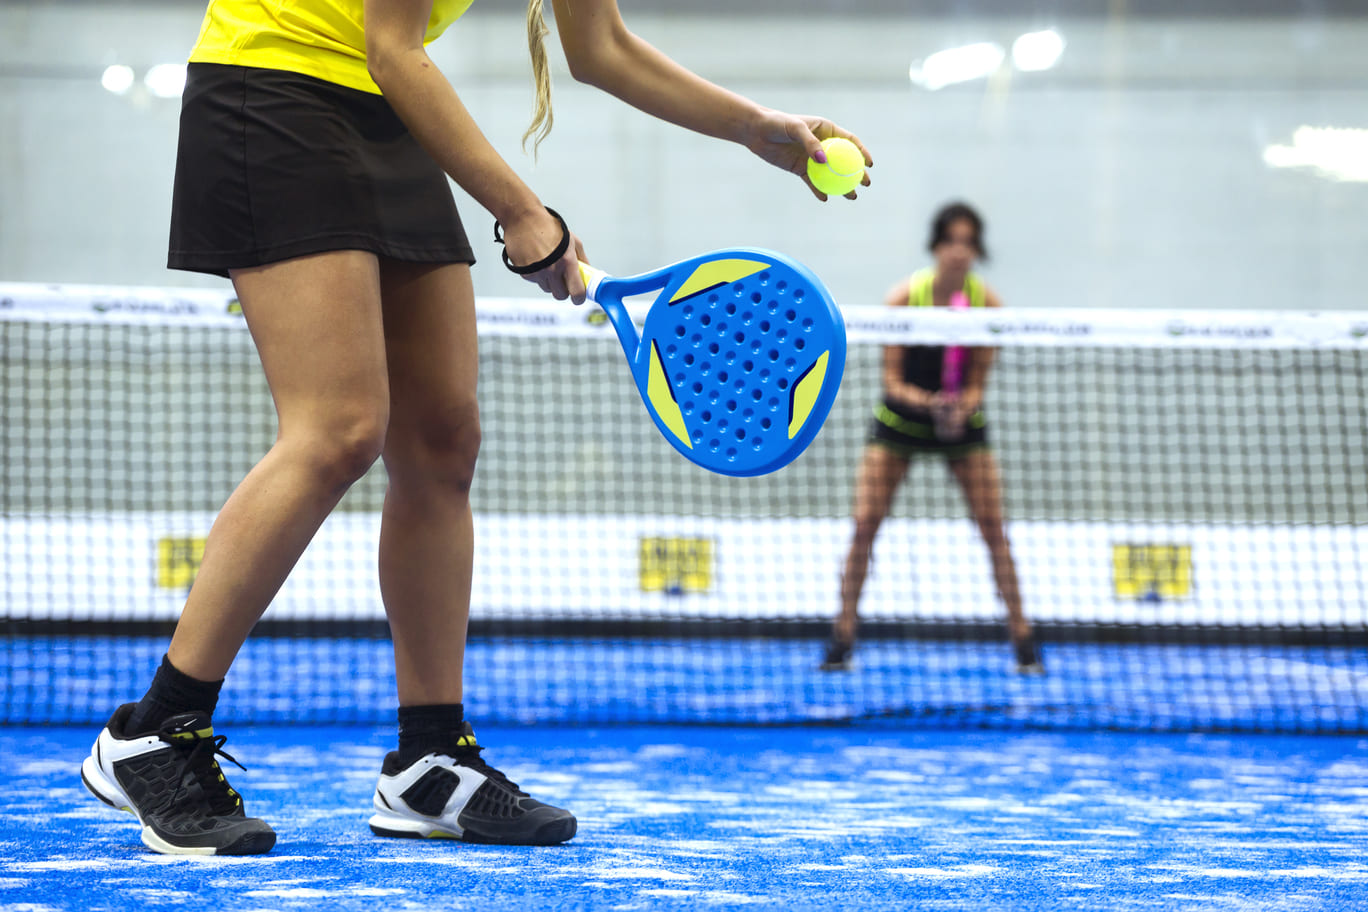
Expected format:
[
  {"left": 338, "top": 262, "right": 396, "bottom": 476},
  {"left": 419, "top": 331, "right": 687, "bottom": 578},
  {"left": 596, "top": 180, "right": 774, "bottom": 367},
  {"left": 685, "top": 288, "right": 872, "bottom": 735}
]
[
  {"left": 8, "top": 637, "right": 1367, "bottom": 731},
  {"left": 2, "top": 724, "right": 1366, "bottom": 911}
]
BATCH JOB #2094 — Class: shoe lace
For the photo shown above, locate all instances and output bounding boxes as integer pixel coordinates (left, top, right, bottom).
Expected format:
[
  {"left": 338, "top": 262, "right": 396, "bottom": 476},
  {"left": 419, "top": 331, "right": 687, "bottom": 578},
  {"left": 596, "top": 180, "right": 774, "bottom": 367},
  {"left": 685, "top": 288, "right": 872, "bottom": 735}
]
[
  {"left": 450, "top": 741, "right": 527, "bottom": 797},
  {"left": 162, "top": 730, "right": 248, "bottom": 815}
]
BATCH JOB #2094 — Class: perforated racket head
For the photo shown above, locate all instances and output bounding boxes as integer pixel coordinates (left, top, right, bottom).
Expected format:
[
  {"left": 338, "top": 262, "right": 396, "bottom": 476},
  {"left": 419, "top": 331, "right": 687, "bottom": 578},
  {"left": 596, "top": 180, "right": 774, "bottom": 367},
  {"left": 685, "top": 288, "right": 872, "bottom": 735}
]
[{"left": 629, "top": 248, "right": 846, "bottom": 476}]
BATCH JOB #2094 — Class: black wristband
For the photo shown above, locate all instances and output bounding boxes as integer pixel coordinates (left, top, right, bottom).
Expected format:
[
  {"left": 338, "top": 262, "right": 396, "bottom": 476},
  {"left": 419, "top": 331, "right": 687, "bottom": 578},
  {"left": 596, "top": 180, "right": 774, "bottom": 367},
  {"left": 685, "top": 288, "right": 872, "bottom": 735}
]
[{"left": 493, "top": 207, "right": 570, "bottom": 276}]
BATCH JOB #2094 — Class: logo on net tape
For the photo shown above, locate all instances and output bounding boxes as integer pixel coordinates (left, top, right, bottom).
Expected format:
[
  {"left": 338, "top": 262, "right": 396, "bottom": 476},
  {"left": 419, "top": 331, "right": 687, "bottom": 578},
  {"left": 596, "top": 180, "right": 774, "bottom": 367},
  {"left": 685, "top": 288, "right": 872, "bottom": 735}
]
[
  {"left": 1165, "top": 320, "right": 1274, "bottom": 340},
  {"left": 90, "top": 298, "right": 217, "bottom": 317},
  {"left": 986, "top": 319, "right": 1092, "bottom": 338},
  {"left": 477, "top": 309, "right": 559, "bottom": 328}
]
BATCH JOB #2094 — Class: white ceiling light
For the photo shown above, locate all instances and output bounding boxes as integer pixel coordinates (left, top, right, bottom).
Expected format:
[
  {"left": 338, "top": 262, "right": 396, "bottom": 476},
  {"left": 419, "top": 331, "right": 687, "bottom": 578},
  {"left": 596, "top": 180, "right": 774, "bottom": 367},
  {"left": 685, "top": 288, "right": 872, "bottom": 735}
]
[
  {"left": 1012, "top": 29, "right": 1066, "bottom": 72},
  {"left": 144, "top": 63, "right": 187, "bottom": 99},
  {"left": 100, "top": 64, "right": 135, "bottom": 96},
  {"left": 1264, "top": 127, "right": 1368, "bottom": 182},
  {"left": 909, "top": 42, "right": 1006, "bottom": 91}
]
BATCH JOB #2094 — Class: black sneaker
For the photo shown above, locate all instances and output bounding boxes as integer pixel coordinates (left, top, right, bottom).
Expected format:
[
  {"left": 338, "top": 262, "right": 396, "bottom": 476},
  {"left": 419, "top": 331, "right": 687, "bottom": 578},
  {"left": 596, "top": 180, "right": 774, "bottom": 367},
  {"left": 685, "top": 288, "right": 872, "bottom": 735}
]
[
  {"left": 819, "top": 637, "right": 854, "bottom": 672},
  {"left": 369, "top": 722, "right": 576, "bottom": 846},
  {"left": 81, "top": 703, "right": 276, "bottom": 855},
  {"left": 1014, "top": 636, "right": 1046, "bottom": 676}
]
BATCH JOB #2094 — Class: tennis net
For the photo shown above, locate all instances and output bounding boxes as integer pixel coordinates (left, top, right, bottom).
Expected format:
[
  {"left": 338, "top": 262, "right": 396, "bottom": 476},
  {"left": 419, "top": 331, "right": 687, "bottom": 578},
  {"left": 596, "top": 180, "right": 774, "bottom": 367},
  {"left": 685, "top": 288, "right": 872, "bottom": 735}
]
[{"left": 3, "top": 281, "right": 1366, "bottom": 732}]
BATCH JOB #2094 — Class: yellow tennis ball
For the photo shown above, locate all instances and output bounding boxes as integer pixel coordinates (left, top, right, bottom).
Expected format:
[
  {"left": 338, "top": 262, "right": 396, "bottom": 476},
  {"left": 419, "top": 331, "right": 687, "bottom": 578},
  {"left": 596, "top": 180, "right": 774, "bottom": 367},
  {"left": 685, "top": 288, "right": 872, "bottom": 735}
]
[{"left": 807, "top": 137, "right": 865, "bottom": 196}]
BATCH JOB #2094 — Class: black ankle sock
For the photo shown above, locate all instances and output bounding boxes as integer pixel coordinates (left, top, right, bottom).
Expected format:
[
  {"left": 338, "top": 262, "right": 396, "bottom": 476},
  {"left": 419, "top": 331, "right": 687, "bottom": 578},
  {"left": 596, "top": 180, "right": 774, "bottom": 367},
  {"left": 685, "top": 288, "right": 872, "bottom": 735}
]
[
  {"left": 126, "top": 654, "right": 224, "bottom": 735},
  {"left": 397, "top": 703, "right": 466, "bottom": 766}
]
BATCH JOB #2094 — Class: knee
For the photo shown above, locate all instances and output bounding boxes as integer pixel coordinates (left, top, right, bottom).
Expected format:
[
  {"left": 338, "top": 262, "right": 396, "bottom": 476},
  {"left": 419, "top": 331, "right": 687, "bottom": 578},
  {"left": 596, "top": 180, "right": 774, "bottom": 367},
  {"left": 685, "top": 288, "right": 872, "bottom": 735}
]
[
  {"left": 850, "top": 513, "right": 883, "bottom": 551},
  {"left": 388, "top": 398, "right": 482, "bottom": 494},
  {"left": 979, "top": 522, "right": 1010, "bottom": 552},
  {"left": 299, "top": 409, "right": 388, "bottom": 491}
]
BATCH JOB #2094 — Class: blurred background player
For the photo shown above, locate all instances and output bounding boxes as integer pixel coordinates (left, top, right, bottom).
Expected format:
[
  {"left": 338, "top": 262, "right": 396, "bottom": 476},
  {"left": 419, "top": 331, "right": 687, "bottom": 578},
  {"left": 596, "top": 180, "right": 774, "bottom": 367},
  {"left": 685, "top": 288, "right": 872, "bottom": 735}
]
[{"left": 821, "top": 202, "right": 1042, "bottom": 676}]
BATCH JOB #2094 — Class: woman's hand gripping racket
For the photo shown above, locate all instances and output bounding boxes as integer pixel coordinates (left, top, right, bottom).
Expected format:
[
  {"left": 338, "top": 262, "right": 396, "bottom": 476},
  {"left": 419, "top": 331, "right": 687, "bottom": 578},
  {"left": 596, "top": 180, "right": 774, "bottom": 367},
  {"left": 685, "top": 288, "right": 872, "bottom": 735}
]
[{"left": 578, "top": 248, "right": 846, "bottom": 477}]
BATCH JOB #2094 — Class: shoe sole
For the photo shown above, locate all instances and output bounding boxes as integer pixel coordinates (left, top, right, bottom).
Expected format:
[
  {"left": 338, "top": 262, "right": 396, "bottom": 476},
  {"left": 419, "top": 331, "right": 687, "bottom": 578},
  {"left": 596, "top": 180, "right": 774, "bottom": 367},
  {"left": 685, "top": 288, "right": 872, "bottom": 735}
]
[
  {"left": 369, "top": 812, "right": 576, "bottom": 846},
  {"left": 81, "top": 755, "right": 276, "bottom": 856}
]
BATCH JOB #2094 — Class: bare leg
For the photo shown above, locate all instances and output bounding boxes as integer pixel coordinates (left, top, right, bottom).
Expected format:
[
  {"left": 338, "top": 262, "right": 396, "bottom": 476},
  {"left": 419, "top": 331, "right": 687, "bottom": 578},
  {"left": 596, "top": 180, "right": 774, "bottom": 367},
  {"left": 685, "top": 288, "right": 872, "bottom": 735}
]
[
  {"left": 834, "top": 445, "right": 909, "bottom": 645},
  {"left": 166, "top": 252, "right": 389, "bottom": 681},
  {"left": 948, "top": 448, "right": 1031, "bottom": 644},
  {"left": 375, "top": 261, "right": 481, "bottom": 707}
]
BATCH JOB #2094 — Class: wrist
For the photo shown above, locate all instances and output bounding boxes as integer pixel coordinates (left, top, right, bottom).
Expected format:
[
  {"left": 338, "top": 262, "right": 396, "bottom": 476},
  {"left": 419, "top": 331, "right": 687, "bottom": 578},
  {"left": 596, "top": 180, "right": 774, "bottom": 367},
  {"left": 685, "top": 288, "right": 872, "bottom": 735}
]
[
  {"left": 737, "top": 104, "right": 778, "bottom": 149},
  {"left": 494, "top": 206, "right": 570, "bottom": 275},
  {"left": 899, "top": 387, "right": 931, "bottom": 410},
  {"left": 490, "top": 198, "right": 545, "bottom": 231}
]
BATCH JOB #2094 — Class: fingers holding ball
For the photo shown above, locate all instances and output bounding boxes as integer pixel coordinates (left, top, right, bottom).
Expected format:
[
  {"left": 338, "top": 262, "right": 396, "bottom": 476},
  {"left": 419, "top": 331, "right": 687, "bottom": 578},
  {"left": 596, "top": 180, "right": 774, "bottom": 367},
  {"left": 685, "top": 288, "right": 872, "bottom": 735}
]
[{"left": 807, "top": 137, "right": 866, "bottom": 197}]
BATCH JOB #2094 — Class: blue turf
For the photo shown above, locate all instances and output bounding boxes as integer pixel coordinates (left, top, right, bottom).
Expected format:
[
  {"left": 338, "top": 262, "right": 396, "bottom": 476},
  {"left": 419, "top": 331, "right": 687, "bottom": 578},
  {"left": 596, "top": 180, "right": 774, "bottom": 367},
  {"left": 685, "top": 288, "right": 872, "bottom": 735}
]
[
  {"left": 4, "top": 636, "right": 1366, "bottom": 732},
  {"left": 2, "top": 725, "right": 1367, "bottom": 911}
]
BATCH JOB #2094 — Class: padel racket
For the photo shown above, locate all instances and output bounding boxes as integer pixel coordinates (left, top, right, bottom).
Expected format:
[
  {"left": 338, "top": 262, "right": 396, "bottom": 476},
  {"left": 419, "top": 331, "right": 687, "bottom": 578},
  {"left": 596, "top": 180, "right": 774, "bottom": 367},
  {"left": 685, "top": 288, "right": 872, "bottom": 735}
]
[{"left": 579, "top": 248, "right": 846, "bottom": 477}]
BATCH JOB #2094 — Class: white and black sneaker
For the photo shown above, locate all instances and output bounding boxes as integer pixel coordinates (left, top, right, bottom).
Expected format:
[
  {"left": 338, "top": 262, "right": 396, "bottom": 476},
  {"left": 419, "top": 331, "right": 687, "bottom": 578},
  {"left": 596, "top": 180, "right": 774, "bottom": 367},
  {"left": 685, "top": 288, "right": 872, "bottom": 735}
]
[
  {"left": 369, "top": 722, "right": 576, "bottom": 846},
  {"left": 81, "top": 703, "right": 276, "bottom": 855}
]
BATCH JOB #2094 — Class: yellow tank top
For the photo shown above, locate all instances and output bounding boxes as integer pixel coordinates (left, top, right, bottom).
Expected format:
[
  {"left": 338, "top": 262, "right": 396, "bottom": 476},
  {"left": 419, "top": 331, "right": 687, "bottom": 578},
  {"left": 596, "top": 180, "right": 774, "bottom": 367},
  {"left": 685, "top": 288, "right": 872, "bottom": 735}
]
[
  {"left": 188, "top": 0, "right": 476, "bottom": 95},
  {"left": 906, "top": 268, "right": 986, "bottom": 308}
]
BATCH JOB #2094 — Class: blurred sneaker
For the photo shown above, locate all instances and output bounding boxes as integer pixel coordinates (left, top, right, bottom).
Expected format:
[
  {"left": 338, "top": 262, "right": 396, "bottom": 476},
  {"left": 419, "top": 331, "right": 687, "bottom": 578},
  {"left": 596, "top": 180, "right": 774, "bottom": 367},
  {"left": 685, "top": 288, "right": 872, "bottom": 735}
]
[
  {"left": 369, "top": 722, "right": 576, "bottom": 846},
  {"left": 1014, "top": 636, "right": 1046, "bottom": 676},
  {"left": 819, "top": 637, "right": 854, "bottom": 672},
  {"left": 81, "top": 703, "right": 275, "bottom": 855}
]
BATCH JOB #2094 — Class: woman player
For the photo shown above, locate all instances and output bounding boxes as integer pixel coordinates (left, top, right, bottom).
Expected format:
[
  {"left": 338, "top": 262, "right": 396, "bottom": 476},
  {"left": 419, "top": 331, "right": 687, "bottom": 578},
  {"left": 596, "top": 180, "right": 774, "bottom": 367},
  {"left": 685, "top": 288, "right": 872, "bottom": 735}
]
[
  {"left": 820, "top": 202, "right": 1043, "bottom": 676},
  {"left": 80, "top": 0, "right": 871, "bottom": 855}
]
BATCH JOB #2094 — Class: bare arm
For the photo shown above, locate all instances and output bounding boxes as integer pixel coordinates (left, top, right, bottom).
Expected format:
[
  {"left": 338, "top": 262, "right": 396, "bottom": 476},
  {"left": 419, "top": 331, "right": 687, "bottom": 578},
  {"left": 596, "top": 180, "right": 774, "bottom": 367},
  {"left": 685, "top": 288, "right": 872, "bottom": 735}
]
[
  {"left": 552, "top": 0, "right": 872, "bottom": 200},
  {"left": 365, "top": 0, "right": 585, "bottom": 300},
  {"left": 878, "top": 280, "right": 932, "bottom": 410}
]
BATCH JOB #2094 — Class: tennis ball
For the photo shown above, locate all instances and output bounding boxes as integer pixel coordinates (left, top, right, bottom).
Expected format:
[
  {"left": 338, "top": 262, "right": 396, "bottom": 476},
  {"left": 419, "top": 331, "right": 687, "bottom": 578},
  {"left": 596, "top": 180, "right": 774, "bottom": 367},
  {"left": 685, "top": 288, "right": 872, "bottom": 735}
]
[{"left": 807, "top": 137, "right": 865, "bottom": 196}]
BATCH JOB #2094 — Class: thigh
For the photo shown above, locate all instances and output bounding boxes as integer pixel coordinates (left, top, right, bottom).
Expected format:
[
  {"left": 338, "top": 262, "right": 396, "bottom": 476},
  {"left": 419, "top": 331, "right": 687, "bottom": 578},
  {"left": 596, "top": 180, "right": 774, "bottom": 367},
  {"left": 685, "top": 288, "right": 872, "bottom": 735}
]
[
  {"left": 231, "top": 251, "right": 389, "bottom": 430},
  {"left": 853, "top": 444, "right": 910, "bottom": 522},
  {"left": 948, "top": 448, "right": 1005, "bottom": 525},
  {"left": 378, "top": 261, "right": 479, "bottom": 454}
]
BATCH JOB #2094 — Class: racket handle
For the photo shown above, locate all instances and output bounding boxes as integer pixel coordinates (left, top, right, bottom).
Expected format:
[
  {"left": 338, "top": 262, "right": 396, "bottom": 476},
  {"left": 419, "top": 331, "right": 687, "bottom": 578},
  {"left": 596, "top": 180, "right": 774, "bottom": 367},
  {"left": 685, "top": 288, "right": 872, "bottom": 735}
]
[
  {"left": 933, "top": 407, "right": 965, "bottom": 443},
  {"left": 578, "top": 262, "right": 607, "bottom": 303}
]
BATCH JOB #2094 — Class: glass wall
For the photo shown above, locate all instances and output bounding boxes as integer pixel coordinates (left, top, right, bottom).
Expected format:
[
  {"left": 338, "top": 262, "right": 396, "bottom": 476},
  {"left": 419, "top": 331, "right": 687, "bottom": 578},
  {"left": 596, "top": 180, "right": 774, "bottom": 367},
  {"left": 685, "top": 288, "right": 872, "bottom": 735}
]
[{"left": 1, "top": 2, "right": 1364, "bottom": 310}]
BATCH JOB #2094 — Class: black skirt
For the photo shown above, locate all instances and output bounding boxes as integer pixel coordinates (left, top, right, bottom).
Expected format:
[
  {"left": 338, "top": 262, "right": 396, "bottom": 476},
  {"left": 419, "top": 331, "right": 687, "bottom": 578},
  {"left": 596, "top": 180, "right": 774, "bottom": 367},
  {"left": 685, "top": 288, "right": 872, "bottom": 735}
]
[
  {"left": 867, "top": 400, "right": 990, "bottom": 459},
  {"left": 168, "top": 63, "right": 474, "bottom": 277}
]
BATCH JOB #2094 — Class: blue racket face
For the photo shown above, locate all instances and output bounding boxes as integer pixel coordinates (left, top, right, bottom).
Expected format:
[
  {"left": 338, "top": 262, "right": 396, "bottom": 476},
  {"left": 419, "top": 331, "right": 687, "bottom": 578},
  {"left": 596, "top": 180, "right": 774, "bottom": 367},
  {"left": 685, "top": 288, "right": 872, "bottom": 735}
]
[{"left": 628, "top": 249, "right": 846, "bottom": 476}]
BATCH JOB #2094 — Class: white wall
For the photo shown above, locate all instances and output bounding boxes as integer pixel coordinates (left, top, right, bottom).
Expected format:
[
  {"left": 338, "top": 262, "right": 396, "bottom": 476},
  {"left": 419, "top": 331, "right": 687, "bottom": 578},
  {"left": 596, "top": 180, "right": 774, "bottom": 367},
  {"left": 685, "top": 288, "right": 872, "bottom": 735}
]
[{"left": 2, "top": 5, "right": 1366, "bottom": 312}]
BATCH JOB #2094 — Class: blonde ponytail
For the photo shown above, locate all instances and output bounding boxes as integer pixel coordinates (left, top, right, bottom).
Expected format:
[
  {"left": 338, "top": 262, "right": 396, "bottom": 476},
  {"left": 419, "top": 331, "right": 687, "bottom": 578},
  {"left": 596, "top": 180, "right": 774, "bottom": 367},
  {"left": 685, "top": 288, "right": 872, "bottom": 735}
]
[{"left": 523, "top": 0, "right": 554, "bottom": 155}]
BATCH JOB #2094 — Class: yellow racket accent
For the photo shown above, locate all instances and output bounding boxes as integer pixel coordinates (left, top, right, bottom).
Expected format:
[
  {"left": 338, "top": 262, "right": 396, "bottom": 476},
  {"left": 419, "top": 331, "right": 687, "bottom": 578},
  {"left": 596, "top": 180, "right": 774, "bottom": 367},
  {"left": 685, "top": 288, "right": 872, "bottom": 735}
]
[
  {"left": 788, "top": 350, "right": 830, "bottom": 439},
  {"left": 647, "top": 342, "right": 692, "bottom": 448},
  {"left": 669, "top": 259, "right": 769, "bottom": 303}
]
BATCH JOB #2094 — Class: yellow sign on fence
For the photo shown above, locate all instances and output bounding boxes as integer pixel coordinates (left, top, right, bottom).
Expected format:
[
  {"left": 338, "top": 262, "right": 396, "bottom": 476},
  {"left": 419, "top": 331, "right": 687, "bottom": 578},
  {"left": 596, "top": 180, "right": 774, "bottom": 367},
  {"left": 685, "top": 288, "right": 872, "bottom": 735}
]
[
  {"left": 156, "top": 536, "right": 206, "bottom": 590},
  {"left": 639, "top": 537, "right": 713, "bottom": 594},
  {"left": 1112, "top": 543, "right": 1192, "bottom": 600}
]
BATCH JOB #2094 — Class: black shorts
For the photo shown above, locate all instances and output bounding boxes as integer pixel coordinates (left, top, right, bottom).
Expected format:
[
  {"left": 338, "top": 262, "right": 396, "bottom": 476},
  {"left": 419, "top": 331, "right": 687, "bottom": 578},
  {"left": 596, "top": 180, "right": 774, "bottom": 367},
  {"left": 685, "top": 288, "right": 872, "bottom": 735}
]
[
  {"left": 168, "top": 63, "right": 475, "bottom": 277},
  {"left": 867, "top": 400, "right": 990, "bottom": 459}
]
